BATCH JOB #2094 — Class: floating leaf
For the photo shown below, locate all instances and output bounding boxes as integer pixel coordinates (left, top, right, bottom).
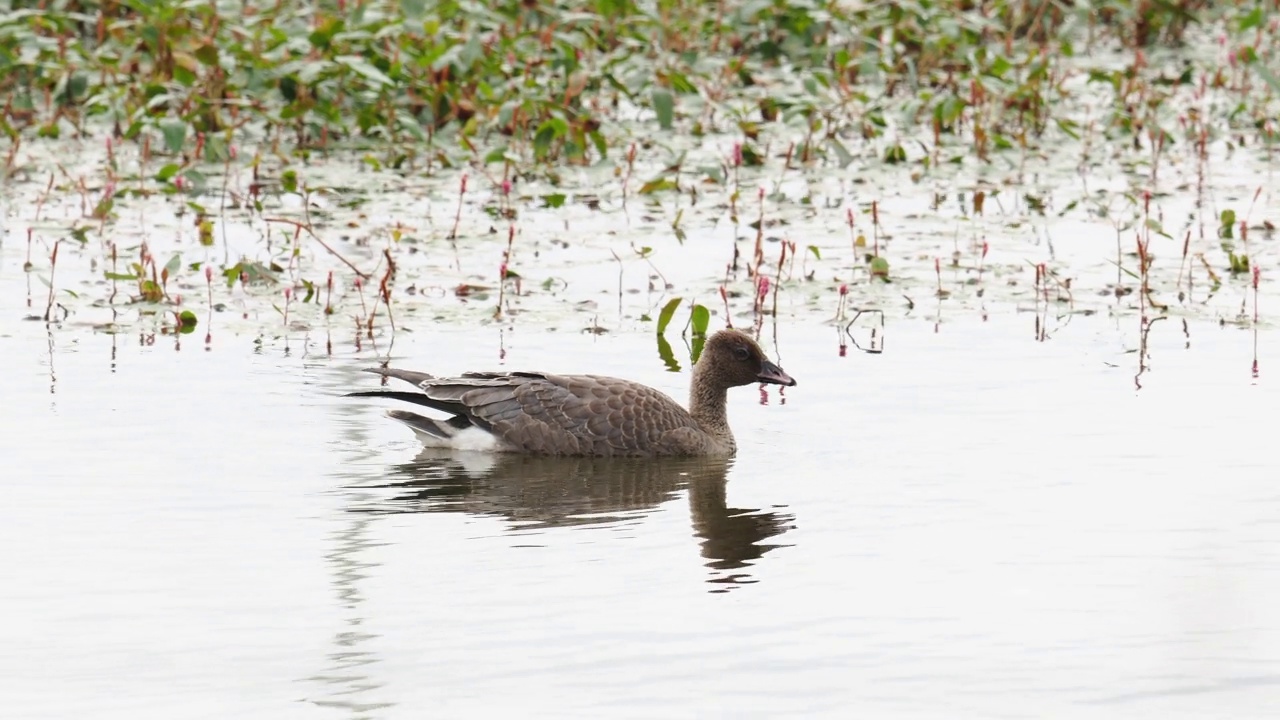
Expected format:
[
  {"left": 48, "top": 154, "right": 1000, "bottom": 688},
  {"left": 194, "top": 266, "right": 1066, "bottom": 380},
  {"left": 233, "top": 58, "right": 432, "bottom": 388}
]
[
  {"left": 870, "top": 256, "right": 891, "bottom": 281},
  {"left": 652, "top": 89, "right": 674, "bottom": 131},
  {"left": 808, "top": 245, "right": 821, "bottom": 260},
  {"left": 1219, "top": 209, "right": 1236, "bottom": 239},
  {"left": 639, "top": 177, "right": 677, "bottom": 194},
  {"left": 140, "top": 279, "right": 164, "bottom": 302},
  {"left": 177, "top": 310, "right": 198, "bottom": 333},
  {"left": 159, "top": 120, "right": 187, "bottom": 154}
]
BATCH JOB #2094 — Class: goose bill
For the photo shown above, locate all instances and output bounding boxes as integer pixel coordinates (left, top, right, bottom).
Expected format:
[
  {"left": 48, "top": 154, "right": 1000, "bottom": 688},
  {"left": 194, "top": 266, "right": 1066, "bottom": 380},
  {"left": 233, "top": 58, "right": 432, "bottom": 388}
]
[{"left": 756, "top": 361, "right": 797, "bottom": 387}]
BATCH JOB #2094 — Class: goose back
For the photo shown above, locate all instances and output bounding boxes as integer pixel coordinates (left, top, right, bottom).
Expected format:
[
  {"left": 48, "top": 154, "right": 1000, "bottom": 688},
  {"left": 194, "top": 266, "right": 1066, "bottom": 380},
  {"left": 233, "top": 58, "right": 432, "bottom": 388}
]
[{"left": 365, "top": 370, "right": 728, "bottom": 457}]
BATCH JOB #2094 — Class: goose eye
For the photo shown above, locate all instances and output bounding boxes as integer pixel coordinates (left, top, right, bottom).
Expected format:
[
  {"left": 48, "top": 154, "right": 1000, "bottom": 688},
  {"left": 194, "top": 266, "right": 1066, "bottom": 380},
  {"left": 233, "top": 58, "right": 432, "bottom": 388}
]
[{"left": 732, "top": 346, "right": 750, "bottom": 361}]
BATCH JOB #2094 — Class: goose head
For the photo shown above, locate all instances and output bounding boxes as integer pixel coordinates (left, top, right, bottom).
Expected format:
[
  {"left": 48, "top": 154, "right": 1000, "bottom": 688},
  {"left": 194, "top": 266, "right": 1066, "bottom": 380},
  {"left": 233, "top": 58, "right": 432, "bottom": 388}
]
[{"left": 696, "top": 328, "right": 797, "bottom": 390}]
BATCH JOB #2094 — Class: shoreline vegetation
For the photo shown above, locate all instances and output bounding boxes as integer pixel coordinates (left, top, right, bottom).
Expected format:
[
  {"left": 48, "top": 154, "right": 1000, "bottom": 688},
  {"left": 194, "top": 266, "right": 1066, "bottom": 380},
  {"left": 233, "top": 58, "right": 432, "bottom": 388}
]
[
  {"left": 4, "top": 1, "right": 1274, "bottom": 162},
  {"left": 1, "top": 0, "right": 1277, "bottom": 349}
]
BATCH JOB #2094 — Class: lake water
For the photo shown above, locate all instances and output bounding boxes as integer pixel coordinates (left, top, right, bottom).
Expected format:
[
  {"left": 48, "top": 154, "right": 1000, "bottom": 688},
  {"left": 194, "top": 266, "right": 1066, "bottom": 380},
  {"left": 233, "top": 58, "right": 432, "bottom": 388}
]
[{"left": 4, "top": 292, "right": 1279, "bottom": 718}]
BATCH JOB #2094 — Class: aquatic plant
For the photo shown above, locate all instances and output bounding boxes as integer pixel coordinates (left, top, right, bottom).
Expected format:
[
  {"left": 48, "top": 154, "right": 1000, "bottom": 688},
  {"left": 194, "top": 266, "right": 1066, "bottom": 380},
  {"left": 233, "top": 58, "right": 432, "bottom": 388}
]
[{"left": 3, "top": 0, "right": 1277, "bottom": 352}]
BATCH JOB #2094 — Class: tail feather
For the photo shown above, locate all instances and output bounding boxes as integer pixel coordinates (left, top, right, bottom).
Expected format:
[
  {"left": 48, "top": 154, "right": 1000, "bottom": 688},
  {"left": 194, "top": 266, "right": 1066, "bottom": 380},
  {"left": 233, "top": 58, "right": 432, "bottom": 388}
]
[
  {"left": 345, "top": 389, "right": 445, "bottom": 409},
  {"left": 349, "top": 368, "right": 526, "bottom": 443},
  {"left": 363, "top": 367, "right": 437, "bottom": 387},
  {"left": 385, "top": 409, "right": 467, "bottom": 441}
]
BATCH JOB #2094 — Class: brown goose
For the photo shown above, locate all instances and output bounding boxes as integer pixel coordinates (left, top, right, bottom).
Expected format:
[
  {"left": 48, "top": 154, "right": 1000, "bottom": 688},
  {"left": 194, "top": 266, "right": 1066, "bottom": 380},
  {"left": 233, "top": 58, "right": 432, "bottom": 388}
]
[{"left": 347, "top": 328, "right": 796, "bottom": 457}]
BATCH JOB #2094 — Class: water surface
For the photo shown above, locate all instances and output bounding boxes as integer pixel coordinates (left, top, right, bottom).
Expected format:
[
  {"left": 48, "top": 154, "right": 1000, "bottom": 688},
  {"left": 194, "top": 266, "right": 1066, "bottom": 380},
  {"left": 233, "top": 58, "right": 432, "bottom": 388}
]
[{"left": 3, "top": 300, "right": 1279, "bottom": 718}]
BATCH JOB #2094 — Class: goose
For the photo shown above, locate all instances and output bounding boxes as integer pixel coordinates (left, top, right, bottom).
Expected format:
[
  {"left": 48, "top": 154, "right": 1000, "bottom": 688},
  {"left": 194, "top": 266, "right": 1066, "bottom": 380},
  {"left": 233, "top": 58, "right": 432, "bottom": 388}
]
[{"left": 347, "top": 328, "right": 796, "bottom": 457}]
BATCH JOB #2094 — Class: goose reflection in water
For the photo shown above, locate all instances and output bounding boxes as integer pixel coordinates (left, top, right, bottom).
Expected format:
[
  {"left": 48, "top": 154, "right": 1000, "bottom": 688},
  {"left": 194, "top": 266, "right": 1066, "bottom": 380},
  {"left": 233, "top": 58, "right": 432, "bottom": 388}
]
[{"left": 350, "top": 450, "right": 795, "bottom": 590}]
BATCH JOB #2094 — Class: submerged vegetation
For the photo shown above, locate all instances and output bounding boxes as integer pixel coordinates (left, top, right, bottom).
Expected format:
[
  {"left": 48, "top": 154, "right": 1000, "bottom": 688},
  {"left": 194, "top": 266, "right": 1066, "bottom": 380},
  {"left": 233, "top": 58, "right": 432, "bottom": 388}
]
[{"left": 2, "top": 0, "right": 1278, "bottom": 353}]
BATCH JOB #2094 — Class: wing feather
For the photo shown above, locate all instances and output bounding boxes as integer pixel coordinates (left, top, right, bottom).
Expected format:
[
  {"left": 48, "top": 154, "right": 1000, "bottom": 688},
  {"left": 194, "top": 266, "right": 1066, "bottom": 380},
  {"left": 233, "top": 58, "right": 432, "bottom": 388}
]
[{"left": 356, "top": 369, "right": 710, "bottom": 456}]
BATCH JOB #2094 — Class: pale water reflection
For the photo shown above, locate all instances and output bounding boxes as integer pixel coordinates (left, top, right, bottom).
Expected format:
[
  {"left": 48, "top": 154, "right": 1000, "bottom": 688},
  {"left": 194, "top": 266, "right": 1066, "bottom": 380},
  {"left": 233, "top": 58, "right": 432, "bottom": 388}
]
[{"left": 343, "top": 452, "right": 795, "bottom": 589}]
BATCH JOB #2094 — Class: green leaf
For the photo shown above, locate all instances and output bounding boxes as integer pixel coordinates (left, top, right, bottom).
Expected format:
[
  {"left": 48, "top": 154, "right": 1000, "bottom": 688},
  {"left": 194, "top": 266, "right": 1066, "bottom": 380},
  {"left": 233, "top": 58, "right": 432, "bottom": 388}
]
[
  {"left": 690, "top": 303, "right": 710, "bottom": 336},
  {"left": 639, "top": 177, "right": 677, "bottom": 194},
  {"left": 807, "top": 245, "right": 821, "bottom": 260},
  {"left": 652, "top": 89, "right": 674, "bottom": 131},
  {"left": 159, "top": 120, "right": 187, "bottom": 154},
  {"left": 668, "top": 72, "right": 698, "bottom": 94},
  {"left": 173, "top": 64, "right": 196, "bottom": 87},
  {"left": 282, "top": 170, "right": 298, "bottom": 193},
  {"left": 656, "top": 297, "right": 682, "bottom": 335},
  {"left": 155, "top": 163, "right": 181, "bottom": 181},
  {"left": 656, "top": 333, "right": 681, "bottom": 372},
  {"left": 194, "top": 44, "right": 219, "bottom": 66},
  {"left": 1240, "top": 6, "right": 1264, "bottom": 30},
  {"left": 104, "top": 271, "right": 140, "bottom": 281},
  {"left": 177, "top": 310, "right": 198, "bottom": 333},
  {"left": 589, "top": 130, "right": 608, "bottom": 159},
  {"left": 870, "top": 256, "right": 891, "bottom": 281},
  {"left": 164, "top": 253, "right": 182, "bottom": 278},
  {"left": 533, "top": 118, "right": 567, "bottom": 158},
  {"left": 336, "top": 56, "right": 393, "bottom": 86},
  {"left": 826, "top": 137, "right": 853, "bottom": 168},
  {"left": 179, "top": 169, "right": 207, "bottom": 192}
]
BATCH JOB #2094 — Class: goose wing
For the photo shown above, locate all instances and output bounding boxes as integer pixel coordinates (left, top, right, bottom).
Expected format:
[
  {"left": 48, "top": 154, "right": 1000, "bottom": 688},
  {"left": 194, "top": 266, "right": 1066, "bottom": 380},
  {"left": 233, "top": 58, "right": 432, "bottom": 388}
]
[{"left": 356, "top": 370, "right": 707, "bottom": 456}]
